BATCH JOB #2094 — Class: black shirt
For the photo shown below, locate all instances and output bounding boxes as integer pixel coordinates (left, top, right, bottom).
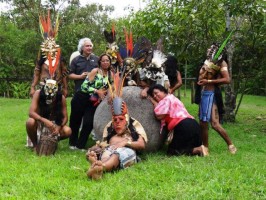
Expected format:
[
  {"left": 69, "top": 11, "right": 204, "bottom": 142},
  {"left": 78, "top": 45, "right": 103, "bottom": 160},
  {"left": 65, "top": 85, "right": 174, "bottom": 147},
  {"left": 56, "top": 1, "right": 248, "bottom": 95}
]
[{"left": 69, "top": 54, "right": 99, "bottom": 92}]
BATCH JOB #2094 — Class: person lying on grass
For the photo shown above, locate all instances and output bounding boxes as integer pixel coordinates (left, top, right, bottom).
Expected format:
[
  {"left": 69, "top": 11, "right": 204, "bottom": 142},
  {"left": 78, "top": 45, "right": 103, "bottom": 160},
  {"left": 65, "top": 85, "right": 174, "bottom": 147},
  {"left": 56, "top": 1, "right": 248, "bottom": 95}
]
[{"left": 86, "top": 97, "right": 147, "bottom": 180}]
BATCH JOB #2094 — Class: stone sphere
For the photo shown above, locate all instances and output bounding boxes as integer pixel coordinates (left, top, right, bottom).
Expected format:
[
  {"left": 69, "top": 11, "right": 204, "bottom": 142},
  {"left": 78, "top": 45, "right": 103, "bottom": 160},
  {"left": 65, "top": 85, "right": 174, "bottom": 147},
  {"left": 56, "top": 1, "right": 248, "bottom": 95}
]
[{"left": 93, "top": 86, "right": 161, "bottom": 152}]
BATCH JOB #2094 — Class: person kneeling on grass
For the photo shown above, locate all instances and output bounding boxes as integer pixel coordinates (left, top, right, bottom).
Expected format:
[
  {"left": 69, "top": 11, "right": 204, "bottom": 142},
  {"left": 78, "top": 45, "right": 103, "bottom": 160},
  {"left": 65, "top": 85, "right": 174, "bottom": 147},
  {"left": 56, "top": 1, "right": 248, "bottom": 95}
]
[
  {"left": 147, "top": 84, "right": 208, "bottom": 157},
  {"left": 86, "top": 96, "right": 147, "bottom": 180}
]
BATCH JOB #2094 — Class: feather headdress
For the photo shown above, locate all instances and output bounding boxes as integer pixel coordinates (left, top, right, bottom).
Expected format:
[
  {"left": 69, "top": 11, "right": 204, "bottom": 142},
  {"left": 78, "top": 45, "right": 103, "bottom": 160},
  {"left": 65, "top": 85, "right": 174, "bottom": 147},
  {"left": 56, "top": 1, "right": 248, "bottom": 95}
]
[
  {"left": 104, "top": 24, "right": 122, "bottom": 65},
  {"left": 39, "top": 10, "right": 61, "bottom": 79},
  {"left": 108, "top": 71, "right": 129, "bottom": 118},
  {"left": 119, "top": 29, "right": 153, "bottom": 76},
  {"left": 207, "top": 30, "right": 234, "bottom": 63},
  {"left": 141, "top": 50, "right": 167, "bottom": 81}
]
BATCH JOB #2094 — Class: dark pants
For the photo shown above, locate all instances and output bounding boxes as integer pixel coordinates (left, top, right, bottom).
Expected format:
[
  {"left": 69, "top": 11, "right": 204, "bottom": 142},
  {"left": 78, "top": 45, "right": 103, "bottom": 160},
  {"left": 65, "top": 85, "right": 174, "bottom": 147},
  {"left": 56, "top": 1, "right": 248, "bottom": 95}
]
[
  {"left": 69, "top": 92, "right": 97, "bottom": 149},
  {"left": 168, "top": 118, "right": 202, "bottom": 156}
]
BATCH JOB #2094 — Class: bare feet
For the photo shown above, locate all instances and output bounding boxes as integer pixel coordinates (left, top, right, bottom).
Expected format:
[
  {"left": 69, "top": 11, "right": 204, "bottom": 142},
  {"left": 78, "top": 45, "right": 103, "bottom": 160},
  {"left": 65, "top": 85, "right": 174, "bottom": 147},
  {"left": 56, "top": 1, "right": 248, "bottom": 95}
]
[
  {"left": 87, "top": 161, "right": 104, "bottom": 180},
  {"left": 86, "top": 151, "right": 98, "bottom": 164},
  {"left": 200, "top": 145, "right": 209, "bottom": 156},
  {"left": 193, "top": 145, "right": 209, "bottom": 156},
  {"left": 228, "top": 144, "right": 237, "bottom": 154}
]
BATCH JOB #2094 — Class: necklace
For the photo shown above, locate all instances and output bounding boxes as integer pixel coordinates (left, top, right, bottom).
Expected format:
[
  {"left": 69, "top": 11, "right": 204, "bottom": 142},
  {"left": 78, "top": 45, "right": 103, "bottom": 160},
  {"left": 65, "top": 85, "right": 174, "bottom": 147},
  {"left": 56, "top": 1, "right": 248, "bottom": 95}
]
[{"left": 99, "top": 68, "right": 108, "bottom": 77}]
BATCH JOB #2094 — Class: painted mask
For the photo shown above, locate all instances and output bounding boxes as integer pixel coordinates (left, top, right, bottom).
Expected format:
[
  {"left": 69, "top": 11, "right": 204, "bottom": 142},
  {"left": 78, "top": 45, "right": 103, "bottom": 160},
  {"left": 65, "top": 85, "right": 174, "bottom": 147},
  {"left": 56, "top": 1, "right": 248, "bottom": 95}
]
[
  {"left": 123, "top": 57, "right": 137, "bottom": 74},
  {"left": 112, "top": 115, "right": 127, "bottom": 135},
  {"left": 106, "top": 43, "right": 119, "bottom": 65},
  {"left": 44, "top": 79, "right": 58, "bottom": 104}
]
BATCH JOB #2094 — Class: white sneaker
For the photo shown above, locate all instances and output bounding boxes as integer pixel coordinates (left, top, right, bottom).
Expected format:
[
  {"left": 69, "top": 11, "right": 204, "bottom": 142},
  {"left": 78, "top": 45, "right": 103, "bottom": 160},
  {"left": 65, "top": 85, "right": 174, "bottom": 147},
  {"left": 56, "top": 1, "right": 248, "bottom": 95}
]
[
  {"left": 77, "top": 148, "right": 87, "bottom": 152},
  {"left": 69, "top": 146, "right": 77, "bottom": 150}
]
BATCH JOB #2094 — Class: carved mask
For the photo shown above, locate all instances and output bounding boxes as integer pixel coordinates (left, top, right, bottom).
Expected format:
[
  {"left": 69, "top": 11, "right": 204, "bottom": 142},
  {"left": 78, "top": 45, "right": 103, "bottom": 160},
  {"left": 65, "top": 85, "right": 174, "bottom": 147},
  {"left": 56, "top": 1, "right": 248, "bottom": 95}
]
[{"left": 44, "top": 79, "right": 58, "bottom": 104}]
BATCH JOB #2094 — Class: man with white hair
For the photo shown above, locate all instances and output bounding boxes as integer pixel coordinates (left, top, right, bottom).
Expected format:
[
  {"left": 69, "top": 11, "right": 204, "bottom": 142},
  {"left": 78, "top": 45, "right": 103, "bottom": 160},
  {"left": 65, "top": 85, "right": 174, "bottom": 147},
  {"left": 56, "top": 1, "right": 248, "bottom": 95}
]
[{"left": 68, "top": 38, "right": 99, "bottom": 150}]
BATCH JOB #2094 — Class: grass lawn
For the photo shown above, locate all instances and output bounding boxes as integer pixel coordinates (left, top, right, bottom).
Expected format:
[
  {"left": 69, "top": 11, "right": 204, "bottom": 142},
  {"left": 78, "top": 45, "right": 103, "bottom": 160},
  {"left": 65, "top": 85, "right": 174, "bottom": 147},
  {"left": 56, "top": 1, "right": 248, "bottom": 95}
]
[{"left": 0, "top": 94, "right": 265, "bottom": 199}]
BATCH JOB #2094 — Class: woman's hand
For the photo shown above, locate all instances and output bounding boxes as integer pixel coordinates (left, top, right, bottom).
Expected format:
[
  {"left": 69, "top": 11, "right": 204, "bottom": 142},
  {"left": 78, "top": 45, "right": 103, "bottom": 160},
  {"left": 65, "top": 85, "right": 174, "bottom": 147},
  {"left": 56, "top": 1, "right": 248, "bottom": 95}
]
[
  {"left": 147, "top": 95, "right": 158, "bottom": 107},
  {"left": 140, "top": 87, "right": 149, "bottom": 99},
  {"left": 96, "top": 89, "right": 107, "bottom": 100}
]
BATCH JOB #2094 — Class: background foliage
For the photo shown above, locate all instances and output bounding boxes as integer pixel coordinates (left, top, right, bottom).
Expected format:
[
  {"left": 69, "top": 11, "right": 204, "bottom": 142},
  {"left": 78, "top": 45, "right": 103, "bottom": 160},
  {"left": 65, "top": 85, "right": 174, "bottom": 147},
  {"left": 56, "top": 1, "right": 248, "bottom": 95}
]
[{"left": 0, "top": 0, "right": 265, "bottom": 97}]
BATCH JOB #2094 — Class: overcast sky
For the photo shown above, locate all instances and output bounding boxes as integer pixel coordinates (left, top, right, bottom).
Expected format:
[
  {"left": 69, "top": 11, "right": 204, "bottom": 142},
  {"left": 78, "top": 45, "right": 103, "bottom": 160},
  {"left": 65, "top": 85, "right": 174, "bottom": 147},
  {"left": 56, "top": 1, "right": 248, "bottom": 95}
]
[
  {"left": 0, "top": 1, "right": 147, "bottom": 17},
  {"left": 80, "top": 0, "right": 146, "bottom": 18}
]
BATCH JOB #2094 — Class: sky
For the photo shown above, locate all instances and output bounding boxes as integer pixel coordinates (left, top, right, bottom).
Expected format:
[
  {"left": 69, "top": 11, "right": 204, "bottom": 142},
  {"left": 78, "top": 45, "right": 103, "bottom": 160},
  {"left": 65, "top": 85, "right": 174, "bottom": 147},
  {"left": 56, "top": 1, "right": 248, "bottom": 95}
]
[
  {"left": 0, "top": 1, "right": 147, "bottom": 18},
  {"left": 80, "top": 0, "right": 147, "bottom": 18}
]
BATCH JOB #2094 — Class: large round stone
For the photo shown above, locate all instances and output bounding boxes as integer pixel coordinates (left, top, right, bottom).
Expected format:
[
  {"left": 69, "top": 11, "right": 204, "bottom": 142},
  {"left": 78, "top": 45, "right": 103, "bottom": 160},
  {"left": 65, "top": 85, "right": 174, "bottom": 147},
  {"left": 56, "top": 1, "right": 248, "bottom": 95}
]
[{"left": 93, "top": 86, "right": 161, "bottom": 152}]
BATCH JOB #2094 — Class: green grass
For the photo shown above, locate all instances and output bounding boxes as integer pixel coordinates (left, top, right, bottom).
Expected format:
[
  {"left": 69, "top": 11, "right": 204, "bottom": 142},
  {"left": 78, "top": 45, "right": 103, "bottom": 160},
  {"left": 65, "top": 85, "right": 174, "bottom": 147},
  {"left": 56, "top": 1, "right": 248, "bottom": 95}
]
[{"left": 0, "top": 94, "right": 265, "bottom": 199}]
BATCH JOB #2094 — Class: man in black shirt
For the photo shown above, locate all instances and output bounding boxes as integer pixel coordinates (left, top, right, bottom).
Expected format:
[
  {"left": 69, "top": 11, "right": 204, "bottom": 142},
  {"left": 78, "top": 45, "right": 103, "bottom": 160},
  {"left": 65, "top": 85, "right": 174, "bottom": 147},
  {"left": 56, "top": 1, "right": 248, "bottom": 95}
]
[{"left": 68, "top": 38, "right": 99, "bottom": 150}]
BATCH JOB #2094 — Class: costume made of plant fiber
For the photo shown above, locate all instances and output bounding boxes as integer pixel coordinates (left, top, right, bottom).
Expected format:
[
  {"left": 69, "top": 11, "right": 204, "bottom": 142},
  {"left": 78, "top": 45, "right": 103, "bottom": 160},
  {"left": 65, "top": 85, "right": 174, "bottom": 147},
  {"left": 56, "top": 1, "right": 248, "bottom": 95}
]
[
  {"left": 36, "top": 88, "right": 63, "bottom": 155},
  {"left": 154, "top": 94, "right": 201, "bottom": 156},
  {"left": 34, "top": 54, "right": 68, "bottom": 89},
  {"left": 33, "top": 10, "right": 64, "bottom": 155},
  {"left": 118, "top": 29, "right": 153, "bottom": 86},
  {"left": 138, "top": 37, "right": 168, "bottom": 86},
  {"left": 94, "top": 71, "right": 147, "bottom": 168},
  {"left": 104, "top": 25, "right": 123, "bottom": 71},
  {"left": 101, "top": 117, "right": 148, "bottom": 169}
]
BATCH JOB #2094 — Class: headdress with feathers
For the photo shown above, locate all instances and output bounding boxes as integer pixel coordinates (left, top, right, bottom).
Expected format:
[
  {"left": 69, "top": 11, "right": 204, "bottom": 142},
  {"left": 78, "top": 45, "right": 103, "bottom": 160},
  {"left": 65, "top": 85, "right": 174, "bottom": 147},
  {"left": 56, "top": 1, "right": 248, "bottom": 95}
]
[
  {"left": 142, "top": 50, "right": 167, "bottom": 81},
  {"left": 118, "top": 29, "right": 153, "bottom": 75},
  {"left": 39, "top": 10, "right": 61, "bottom": 80},
  {"left": 108, "top": 70, "right": 129, "bottom": 121},
  {"left": 207, "top": 30, "right": 233, "bottom": 63},
  {"left": 104, "top": 24, "right": 123, "bottom": 65},
  {"left": 141, "top": 37, "right": 167, "bottom": 81}
]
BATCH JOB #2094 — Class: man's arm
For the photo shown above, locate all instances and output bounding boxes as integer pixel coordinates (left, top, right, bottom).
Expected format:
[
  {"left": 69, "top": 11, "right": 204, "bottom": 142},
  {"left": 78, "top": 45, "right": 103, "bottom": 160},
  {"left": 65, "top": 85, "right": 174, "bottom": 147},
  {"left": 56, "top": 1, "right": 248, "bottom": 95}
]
[
  {"left": 29, "top": 91, "right": 57, "bottom": 133},
  {"left": 29, "top": 68, "right": 40, "bottom": 98},
  {"left": 61, "top": 95, "right": 68, "bottom": 127},
  {"left": 60, "top": 60, "right": 68, "bottom": 97},
  {"left": 68, "top": 72, "right": 88, "bottom": 80},
  {"left": 198, "top": 61, "right": 230, "bottom": 86},
  {"left": 126, "top": 136, "right": 146, "bottom": 150}
]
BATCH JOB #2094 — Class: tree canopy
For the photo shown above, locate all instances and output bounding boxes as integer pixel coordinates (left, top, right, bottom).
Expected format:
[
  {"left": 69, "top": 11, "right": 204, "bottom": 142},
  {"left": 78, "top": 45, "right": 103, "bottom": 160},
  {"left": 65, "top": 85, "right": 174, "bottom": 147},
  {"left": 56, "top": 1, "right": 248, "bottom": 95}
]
[{"left": 0, "top": 0, "right": 265, "bottom": 96}]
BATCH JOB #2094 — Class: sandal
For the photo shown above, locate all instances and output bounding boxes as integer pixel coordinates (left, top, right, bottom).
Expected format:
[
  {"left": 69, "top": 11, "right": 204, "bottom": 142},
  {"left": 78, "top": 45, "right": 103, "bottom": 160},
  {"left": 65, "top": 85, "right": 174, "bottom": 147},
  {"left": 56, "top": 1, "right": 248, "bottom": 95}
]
[{"left": 228, "top": 144, "right": 237, "bottom": 154}]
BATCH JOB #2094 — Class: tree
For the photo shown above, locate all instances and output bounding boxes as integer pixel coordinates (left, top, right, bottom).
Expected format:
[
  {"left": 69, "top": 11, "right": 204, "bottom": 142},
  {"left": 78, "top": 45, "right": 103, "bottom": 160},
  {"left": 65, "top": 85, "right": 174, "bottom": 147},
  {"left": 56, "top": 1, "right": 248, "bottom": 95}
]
[{"left": 122, "top": 0, "right": 265, "bottom": 121}]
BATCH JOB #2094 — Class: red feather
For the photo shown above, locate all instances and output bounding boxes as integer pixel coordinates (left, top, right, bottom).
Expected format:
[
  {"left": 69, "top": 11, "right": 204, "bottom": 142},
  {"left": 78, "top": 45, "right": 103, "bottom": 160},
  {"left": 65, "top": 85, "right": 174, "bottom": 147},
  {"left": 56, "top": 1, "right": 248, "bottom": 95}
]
[
  {"left": 48, "top": 48, "right": 61, "bottom": 78},
  {"left": 112, "top": 23, "right": 115, "bottom": 40},
  {"left": 129, "top": 30, "right": 133, "bottom": 57}
]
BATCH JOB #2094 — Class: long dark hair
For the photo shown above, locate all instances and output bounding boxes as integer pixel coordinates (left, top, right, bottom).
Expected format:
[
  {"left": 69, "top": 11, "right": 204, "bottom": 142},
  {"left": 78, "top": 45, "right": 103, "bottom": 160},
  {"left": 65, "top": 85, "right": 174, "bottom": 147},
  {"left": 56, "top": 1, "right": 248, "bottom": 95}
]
[
  {"left": 164, "top": 55, "right": 179, "bottom": 87},
  {"left": 147, "top": 84, "right": 168, "bottom": 97},
  {"left": 39, "top": 87, "right": 63, "bottom": 126},
  {"left": 106, "top": 118, "right": 139, "bottom": 143},
  {"left": 98, "top": 53, "right": 112, "bottom": 67}
]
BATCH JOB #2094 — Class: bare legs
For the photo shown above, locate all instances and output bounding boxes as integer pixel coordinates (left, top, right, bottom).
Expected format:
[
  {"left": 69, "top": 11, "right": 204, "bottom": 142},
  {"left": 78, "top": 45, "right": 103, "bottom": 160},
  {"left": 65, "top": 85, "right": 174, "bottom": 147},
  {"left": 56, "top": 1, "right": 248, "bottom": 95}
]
[
  {"left": 192, "top": 145, "right": 209, "bottom": 156},
  {"left": 211, "top": 104, "right": 235, "bottom": 148},
  {"left": 200, "top": 121, "right": 209, "bottom": 147},
  {"left": 26, "top": 118, "right": 38, "bottom": 148},
  {"left": 200, "top": 104, "right": 237, "bottom": 154},
  {"left": 26, "top": 117, "right": 72, "bottom": 152}
]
